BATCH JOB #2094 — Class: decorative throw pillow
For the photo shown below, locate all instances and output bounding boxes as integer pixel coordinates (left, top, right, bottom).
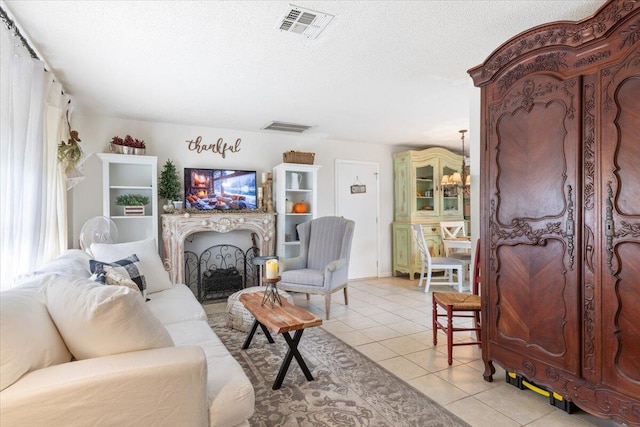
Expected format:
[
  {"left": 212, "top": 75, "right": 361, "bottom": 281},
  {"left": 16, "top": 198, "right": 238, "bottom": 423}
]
[
  {"left": 102, "top": 265, "right": 143, "bottom": 295},
  {"left": 90, "top": 239, "right": 172, "bottom": 294},
  {"left": 0, "top": 288, "right": 72, "bottom": 391},
  {"left": 89, "top": 254, "right": 146, "bottom": 297},
  {"left": 39, "top": 275, "right": 174, "bottom": 360}
]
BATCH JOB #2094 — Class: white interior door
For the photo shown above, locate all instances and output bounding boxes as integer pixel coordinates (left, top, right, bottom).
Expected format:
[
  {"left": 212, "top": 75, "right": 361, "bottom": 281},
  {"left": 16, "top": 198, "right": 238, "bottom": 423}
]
[{"left": 335, "top": 160, "right": 379, "bottom": 279}]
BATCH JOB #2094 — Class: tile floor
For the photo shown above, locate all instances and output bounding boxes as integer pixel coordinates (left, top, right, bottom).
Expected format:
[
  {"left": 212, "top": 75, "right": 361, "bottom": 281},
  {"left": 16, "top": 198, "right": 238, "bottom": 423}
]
[{"left": 205, "top": 277, "right": 622, "bottom": 427}]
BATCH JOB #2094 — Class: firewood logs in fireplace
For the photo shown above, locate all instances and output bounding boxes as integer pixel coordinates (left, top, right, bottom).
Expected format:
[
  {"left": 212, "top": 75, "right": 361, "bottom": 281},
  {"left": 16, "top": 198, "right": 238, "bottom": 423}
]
[{"left": 202, "top": 267, "right": 242, "bottom": 294}]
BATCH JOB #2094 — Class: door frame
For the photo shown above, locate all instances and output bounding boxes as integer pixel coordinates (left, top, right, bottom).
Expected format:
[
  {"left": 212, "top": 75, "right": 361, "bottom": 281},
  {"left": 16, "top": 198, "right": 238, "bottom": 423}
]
[{"left": 334, "top": 159, "right": 381, "bottom": 278}]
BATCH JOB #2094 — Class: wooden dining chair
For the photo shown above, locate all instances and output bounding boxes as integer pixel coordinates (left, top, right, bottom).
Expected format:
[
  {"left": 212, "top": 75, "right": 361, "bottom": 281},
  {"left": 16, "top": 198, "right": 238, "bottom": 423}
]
[
  {"left": 440, "top": 220, "right": 472, "bottom": 285},
  {"left": 412, "top": 224, "right": 464, "bottom": 293},
  {"left": 432, "top": 239, "right": 481, "bottom": 365}
]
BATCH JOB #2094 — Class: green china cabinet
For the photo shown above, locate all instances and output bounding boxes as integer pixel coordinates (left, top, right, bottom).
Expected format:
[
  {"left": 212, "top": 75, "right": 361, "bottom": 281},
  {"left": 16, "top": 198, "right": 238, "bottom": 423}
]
[{"left": 392, "top": 147, "right": 464, "bottom": 278}]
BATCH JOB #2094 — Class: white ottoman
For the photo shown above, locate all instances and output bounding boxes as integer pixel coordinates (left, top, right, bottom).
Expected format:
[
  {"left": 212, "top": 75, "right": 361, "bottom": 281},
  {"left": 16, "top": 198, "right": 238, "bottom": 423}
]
[{"left": 226, "top": 286, "right": 294, "bottom": 332}]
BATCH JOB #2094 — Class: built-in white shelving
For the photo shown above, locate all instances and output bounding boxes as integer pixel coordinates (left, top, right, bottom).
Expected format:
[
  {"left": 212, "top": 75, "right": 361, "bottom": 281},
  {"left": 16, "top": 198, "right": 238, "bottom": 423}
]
[
  {"left": 97, "top": 153, "right": 158, "bottom": 246},
  {"left": 272, "top": 163, "right": 321, "bottom": 258}
]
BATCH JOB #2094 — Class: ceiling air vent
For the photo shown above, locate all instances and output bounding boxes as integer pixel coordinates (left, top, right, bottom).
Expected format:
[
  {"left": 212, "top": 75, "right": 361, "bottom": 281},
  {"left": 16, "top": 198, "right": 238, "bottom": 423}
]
[
  {"left": 262, "top": 121, "right": 313, "bottom": 133},
  {"left": 276, "top": 5, "right": 334, "bottom": 40}
]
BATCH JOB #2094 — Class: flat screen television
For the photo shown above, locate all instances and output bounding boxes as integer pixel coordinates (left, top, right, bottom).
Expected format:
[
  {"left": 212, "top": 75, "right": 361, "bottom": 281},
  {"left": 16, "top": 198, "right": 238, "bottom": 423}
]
[{"left": 184, "top": 168, "right": 257, "bottom": 211}]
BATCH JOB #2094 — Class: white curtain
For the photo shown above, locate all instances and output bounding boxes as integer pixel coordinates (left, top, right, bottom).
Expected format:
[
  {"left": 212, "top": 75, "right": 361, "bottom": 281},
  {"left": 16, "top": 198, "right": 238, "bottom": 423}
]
[{"left": 1, "top": 23, "right": 69, "bottom": 288}]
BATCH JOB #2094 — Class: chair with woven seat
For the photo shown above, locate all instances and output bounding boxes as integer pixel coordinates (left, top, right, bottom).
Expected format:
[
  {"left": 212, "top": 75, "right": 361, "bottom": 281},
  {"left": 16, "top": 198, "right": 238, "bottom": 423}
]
[
  {"left": 432, "top": 239, "right": 481, "bottom": 365},
  {"left": 412, "top": 224, "right": 464, "bottom": 293}
]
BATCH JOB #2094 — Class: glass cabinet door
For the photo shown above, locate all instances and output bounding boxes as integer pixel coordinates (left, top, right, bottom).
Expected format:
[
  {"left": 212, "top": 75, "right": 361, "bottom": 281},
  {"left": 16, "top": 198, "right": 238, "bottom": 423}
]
[
  {"left": 440, "top": 164, "right": 462, "bottom": 216},
  {"left": 415, "top": 162, "right": 436, "bottom": 216}
]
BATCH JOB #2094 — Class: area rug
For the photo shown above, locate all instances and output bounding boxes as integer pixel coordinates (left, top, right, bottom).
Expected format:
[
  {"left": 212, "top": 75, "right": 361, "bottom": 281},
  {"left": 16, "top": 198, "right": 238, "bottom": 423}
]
[{"left": 208, "top": 313, "right": 470, "bottom": 427}]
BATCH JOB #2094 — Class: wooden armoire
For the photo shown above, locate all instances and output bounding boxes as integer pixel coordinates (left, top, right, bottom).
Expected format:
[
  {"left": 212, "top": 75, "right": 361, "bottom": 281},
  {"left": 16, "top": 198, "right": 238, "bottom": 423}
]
[{"left": 468, "top": 1, "right": 639, "bottom": 425}]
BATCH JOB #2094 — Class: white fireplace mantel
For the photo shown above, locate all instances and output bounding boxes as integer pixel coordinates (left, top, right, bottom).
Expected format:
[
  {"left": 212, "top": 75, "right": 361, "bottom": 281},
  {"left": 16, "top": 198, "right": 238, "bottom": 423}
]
[{"left": 162, "top": 212, "right": 276, "bottom": 285}]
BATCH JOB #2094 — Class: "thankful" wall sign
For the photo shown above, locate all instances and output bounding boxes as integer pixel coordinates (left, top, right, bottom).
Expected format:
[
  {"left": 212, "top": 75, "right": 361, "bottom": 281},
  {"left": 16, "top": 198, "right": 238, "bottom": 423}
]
[{"left": 186, "top": 136, "right": 241, "bottom": 159}]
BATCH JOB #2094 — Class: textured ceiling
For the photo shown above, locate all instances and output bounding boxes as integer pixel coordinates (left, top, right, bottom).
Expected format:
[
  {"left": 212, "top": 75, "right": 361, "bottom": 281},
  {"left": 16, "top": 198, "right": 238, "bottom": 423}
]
[{"left": 3, "top": 0, "right": 604, "bottom": 149}]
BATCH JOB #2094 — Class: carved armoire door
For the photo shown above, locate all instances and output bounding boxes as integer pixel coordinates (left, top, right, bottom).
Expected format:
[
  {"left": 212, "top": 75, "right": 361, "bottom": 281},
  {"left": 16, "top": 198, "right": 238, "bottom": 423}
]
[
  {"left": 597, "top": 44, "right": 640, "bottom": 399},
  {"left": 484, "top": 74, "right": 581, "bottom": 378},
  {"left": 470, "top": 1, "right": 640, "bottom": 424}
]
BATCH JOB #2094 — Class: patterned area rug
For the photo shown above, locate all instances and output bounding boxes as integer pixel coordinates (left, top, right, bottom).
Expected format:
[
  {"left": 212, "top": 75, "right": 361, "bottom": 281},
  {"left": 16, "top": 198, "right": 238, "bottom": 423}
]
[{"left": 208, "top": 313, "right": 469, "bottom": 427}]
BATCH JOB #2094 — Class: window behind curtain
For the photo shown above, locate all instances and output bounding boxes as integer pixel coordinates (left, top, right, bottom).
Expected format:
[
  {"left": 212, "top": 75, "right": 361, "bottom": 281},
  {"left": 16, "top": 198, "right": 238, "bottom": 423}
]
[{"left": 1, "top": 22, "right": 69, "bottom": 288}]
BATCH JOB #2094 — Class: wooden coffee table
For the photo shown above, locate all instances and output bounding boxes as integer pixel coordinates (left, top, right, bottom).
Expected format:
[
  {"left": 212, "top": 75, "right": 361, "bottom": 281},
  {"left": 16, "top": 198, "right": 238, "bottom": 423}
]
[{"left": 240, "top": 291, "right": 322, "bottom": 390}]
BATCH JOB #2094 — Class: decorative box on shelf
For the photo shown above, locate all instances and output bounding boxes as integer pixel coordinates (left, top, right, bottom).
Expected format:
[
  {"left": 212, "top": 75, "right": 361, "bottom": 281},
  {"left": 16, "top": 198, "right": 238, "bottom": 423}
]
[
  {"left": 282, "top": 151, "right": 315, "bottom": 165},
  {"left": 124, "top": 206, "right": 145, "bottom": 216}
]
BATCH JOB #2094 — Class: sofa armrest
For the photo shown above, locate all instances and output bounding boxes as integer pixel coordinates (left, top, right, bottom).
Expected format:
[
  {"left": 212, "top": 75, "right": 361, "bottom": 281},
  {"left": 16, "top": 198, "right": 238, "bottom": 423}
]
[{"left": 0, "top": 346, "right": 208, "bottom": 427}]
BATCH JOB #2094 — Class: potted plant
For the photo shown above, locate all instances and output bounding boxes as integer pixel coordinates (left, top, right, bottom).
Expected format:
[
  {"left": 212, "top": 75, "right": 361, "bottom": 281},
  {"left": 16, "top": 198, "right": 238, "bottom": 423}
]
[
  {"left": 158, "top": 159, "right": 181, "bottom": 212},
  {"left": 110, "top": 135, "right": 146, "bottom": 155},
  {"left": 115, "top": 194, "right": 150, "bottom": 216}
]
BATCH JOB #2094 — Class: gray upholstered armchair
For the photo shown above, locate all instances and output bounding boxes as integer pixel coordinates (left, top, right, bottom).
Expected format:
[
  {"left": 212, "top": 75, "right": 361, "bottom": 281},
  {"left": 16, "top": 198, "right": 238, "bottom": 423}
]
[{"left": 278, "top": 216, "right": 355, "bottom": 320}]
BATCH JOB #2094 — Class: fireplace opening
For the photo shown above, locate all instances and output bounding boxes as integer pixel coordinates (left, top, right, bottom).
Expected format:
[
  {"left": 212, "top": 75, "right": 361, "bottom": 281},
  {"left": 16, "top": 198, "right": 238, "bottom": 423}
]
[{"left": 185, "top": 243, "right": 260, "bottom": 302}]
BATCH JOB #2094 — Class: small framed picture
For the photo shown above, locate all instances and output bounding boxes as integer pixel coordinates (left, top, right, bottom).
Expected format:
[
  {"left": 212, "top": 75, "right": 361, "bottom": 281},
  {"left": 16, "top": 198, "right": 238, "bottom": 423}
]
[{"left": 350, "top": 184, "right": 366, "bottom": 194}]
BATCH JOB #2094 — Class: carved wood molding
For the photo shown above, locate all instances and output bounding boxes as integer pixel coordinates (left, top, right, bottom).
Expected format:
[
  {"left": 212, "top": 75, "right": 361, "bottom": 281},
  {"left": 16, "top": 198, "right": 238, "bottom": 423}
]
[
  {"left": 490, "top": 79, "right": 578, "bottom": 119},
  {"left": 583, "top": 282, "right": 596, "bottom": 373},
  {"left": 497, "top": 53, "right": 568, "bottom": 92},
  {"left": 162, "top": 213, "right": 276, "bottom": 285},
  {"left": 504, "top": 361, "right": 640, "bottom": 425},
  {"left": 601, "top": 182, "right": 640, "bottom": 268},
  {"left": 603, "top": 49, "right": 640, "bottom": 112},
  {"left": 489, "top": 78, "right": 577, "bottom": 134},
  {"left": 543, "top": 367, "right": 640, "bottom": 426},
  {"left": 489, "top": 186, "right": 575, "bottom": 272},
  {"left": 583, "top": 82, "right": 596, "bottom": 210},
  {"left": 617, "top": 220, "right": 640, "bottom": 237},
  {"left": 469, "top": 0, "right": 640, "bottom": 86}
]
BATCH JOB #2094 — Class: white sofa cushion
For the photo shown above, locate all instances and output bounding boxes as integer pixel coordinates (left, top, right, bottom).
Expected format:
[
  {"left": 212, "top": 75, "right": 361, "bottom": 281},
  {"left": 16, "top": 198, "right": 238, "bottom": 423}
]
[
  {"left": 0, "top": 288, "right": 72, "bottom": 391},
  {"left": 12, "top": 249, "right": 92, "bottom": 289},
  {"left": 40, "top": 275, "right": 174, "bottom": 360},
  {"left": 146, "top": 284, "right": 207, "bottom": 325},
  {"left": 34, "top": 249, "right": 92, "bottom": 277},
  {"left": 90, "top": 239, "right": 172, "bottom": 294},
  {"left": 0, "top": 346, "right": 208, "bottom": 427},
  {"left": 165, "top": 320, "right": 255, "bottom": 427}
]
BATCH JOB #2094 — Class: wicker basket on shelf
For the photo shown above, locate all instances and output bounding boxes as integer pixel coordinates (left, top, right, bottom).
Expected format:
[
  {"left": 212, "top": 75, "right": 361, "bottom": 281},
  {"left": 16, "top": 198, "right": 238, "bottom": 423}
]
[{"left": 283, "top": 151, "right": 315, "bottom": 165}]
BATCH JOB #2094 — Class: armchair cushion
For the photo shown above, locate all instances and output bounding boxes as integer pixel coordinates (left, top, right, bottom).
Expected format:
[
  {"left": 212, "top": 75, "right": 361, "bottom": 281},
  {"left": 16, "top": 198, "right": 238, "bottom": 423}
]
[
  {"left": 280, "top": 268, "right": 324, "bottom": 287},
  {"left": 307, "top": 218, "right": 349, "bottom": 270}
]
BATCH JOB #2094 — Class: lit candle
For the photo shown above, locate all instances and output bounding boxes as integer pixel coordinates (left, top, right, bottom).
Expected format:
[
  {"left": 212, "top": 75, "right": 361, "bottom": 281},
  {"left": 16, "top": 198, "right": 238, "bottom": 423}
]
[{"left": 265, "top": 259, "right": 278, "bottom": 279}]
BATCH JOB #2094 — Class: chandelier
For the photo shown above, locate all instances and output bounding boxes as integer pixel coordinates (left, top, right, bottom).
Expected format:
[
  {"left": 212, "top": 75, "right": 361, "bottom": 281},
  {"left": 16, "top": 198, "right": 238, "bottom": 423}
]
[{"left": 440, "top": 129, "right": 470, "bottom": 197}]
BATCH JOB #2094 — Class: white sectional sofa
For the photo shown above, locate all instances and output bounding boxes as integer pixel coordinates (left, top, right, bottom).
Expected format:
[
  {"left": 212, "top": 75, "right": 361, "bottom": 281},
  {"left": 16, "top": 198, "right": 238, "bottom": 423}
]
[{"left": 0, "top": 241, "right": 254, "bottom": 427}]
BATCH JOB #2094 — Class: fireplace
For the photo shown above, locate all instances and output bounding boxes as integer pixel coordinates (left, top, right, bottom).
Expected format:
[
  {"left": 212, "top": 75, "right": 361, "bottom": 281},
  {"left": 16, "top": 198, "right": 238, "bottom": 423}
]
[
  {"left": 185, "top": 244, "right": 259, "bottom": 301},
  {"left": 161, "top": 212, "right": 276, "bottom": 285}
]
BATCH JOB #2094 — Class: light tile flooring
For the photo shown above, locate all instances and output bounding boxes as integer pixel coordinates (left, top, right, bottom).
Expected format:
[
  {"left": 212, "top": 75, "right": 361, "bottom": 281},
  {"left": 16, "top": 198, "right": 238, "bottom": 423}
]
[{"left": 205, "top": 277, "right": 622, "bottom": 427}]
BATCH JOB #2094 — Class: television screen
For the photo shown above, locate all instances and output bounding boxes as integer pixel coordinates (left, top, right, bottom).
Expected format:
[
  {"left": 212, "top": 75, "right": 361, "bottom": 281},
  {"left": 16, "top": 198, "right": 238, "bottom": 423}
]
[{"left": 184, "top": 168, "right": 257, "bottom": 211}]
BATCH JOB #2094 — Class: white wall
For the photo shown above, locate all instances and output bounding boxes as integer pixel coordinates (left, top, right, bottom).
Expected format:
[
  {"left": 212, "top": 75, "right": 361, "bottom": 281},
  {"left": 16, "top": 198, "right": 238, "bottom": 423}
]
[{"left": 70, "top": 114, "right": 405, "bottom": 276}]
